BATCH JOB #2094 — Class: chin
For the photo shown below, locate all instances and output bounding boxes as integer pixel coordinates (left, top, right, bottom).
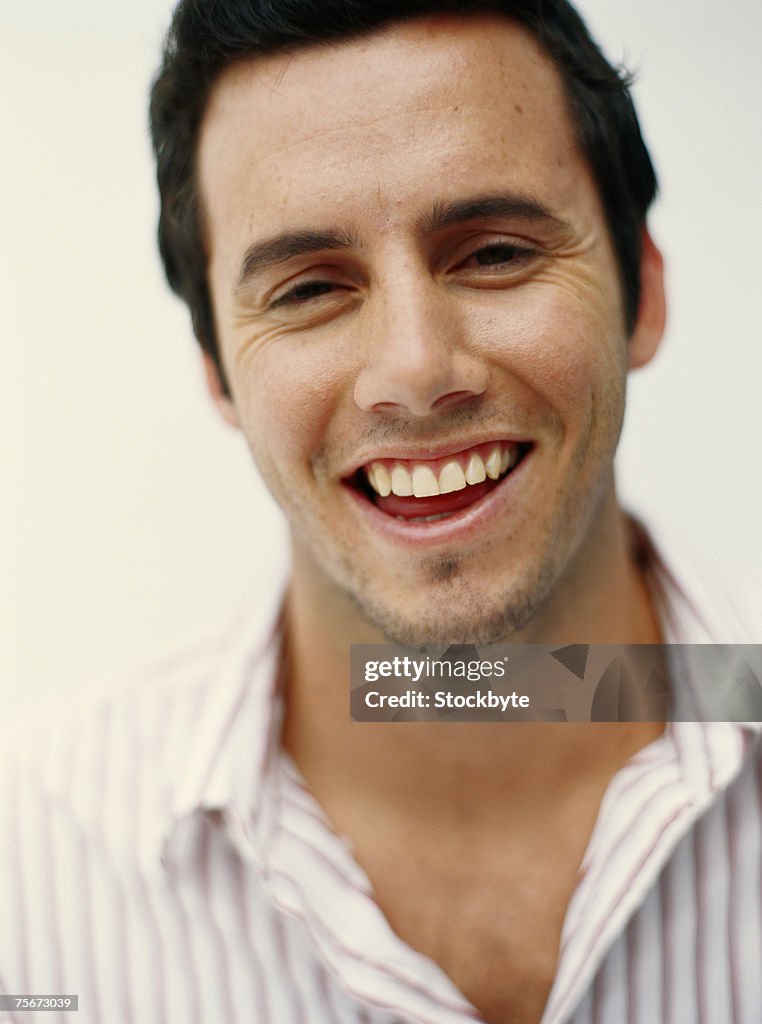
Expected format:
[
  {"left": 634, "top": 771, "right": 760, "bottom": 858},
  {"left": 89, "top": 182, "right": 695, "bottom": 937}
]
[{"left": 346, "top": 556, "right": 559, "bottom": 649}]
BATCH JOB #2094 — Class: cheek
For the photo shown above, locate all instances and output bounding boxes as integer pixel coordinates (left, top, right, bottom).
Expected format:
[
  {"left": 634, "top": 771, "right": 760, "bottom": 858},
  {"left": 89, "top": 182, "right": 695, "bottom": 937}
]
[
  {"left": 232, "top": 341, "right": 347, "bottom": 480},
  {"left": 476, "top": 284, "right": 626, "bottom": 428}
]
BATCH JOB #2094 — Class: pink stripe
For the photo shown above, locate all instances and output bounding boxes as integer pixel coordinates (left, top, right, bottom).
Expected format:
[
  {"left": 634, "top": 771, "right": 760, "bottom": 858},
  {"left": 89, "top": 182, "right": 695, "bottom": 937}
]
[
  {"left": 282, "top": 790, "right": 342, "bottom": 835},
  {"left": 659, "top": 867, "right": 672, "bottom": 1024},
  {"left": 591, "top": 968, "right": 604, "bottom": 1024},
  {"left": 76, "top": 805, "right": 101, "bottom": 1021},
  {"left": 74, "top": 710, "right": 108, "bottom": 1023},
  {"left": 161, "top": 827, "right": 203, "bottom": 1024},
  {"left": 9, "top": 765, "right": 29, "bottom": 994},
  {"left": 700, "top": 723, "right": 718, "bottom": 794},
  {"left": 315, "top": 956, "right": 346, "bottom": 1023},
  {"left": 199, "top": 822, "right": 237, "bottom": 1022},
  {"left": 725, "top": 780, "right": 742, "bottom": 1024},
  {"left": 272, "top": 908, "right": 308, "bottom": 1024},
  {"left": 692, "top": 815, "right": 707, "bottom": 1024},
  {"left": 230, "top": 853, "right": 269, "bottom": 1022},
  {"left": 280, "top": 825, "right": 374, "bottom": 896},
  {"left": 99, "top": 703, "right": 132, "bottom": 1022},
  {"left": 133, "top": 690, "right": 173, "bottom": 1024},
  {"left": 729, "top": 747, "right": 762, "bottom": 1024},
  {"left": 38, "top": 775, "right": 63, "bottom": 1010},
  {"left": 626, "top": 909, "right": 638, "bottom": 1024}
]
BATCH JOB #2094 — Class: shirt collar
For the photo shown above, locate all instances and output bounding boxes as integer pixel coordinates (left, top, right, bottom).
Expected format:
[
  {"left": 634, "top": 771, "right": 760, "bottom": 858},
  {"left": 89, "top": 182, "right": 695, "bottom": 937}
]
[
  {"left": 162, "top": 560, "right": 290, "bottom": 867},
  {"left": 632, "top": 514, "right": 761, "bottom": 737}
]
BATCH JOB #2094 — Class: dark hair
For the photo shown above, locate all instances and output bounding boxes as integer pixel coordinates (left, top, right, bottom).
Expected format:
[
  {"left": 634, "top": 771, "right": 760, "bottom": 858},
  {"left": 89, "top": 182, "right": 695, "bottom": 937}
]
[{"left": 150, "top": 0, "right": 657, "bottom": 387}]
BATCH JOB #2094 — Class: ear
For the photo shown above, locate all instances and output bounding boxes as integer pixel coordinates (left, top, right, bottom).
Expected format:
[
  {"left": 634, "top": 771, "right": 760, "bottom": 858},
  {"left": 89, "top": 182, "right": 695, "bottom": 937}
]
[
  {"left": 202, "top": 351, "right": 241, "bottom": 429},
  {"left": 628, "top": 228, "right": 667, "bottom": 370}
]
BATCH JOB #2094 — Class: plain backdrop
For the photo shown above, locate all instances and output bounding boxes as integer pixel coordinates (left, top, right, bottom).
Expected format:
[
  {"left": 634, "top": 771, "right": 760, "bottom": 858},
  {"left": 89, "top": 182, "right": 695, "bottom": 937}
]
[{"left": 2, "top": 0, "right": 761, "bottom": 722}]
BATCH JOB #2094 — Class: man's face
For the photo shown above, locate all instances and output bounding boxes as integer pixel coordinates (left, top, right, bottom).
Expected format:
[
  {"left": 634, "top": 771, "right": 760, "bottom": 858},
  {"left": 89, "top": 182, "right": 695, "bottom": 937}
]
[{"left": 198, "top": 16, "right": 656, "bottom": 645}]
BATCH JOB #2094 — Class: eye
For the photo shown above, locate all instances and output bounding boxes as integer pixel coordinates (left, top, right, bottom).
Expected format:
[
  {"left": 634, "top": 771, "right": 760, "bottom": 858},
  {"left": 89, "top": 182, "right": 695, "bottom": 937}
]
[
  {"left": 466, "top": 242, "right": 534, "bottom": 269},
  {"left": 270, "top": 279, "right": 338, "bottom": 307}
]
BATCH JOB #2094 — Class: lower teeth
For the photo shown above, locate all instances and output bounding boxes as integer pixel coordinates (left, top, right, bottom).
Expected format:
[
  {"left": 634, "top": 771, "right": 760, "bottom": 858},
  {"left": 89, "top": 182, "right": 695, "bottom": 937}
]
[{"left": 396, "top": 512, "right": 455, "bottom": 522}]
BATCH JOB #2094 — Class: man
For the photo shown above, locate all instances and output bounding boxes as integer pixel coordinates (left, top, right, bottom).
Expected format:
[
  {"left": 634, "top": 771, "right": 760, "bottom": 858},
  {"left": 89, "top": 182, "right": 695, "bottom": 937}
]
[{"left": 0, "top": 2, "right": 759, "bottom": 1023}]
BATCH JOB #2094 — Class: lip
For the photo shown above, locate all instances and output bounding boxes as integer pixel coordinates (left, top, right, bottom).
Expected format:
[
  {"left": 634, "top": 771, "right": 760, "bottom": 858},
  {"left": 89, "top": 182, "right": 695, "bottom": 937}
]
[
  {"left": 339, "top": 435, "right": 531, "bottom": 479},
  {"left": 342, "top": 444, "right": 533, "bottom": 549}
]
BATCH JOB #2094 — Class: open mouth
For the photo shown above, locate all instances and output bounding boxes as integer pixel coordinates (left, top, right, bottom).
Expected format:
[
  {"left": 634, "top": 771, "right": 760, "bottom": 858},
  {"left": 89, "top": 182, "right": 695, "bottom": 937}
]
[{"left": 345, "top": 440, "right": 532, "bottom": 522}]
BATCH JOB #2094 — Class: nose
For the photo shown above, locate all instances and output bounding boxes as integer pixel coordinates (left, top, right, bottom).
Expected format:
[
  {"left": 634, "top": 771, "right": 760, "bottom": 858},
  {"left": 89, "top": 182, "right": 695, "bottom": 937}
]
[{"left": 353, "top": 281, "right": 489, "bottom": 418}]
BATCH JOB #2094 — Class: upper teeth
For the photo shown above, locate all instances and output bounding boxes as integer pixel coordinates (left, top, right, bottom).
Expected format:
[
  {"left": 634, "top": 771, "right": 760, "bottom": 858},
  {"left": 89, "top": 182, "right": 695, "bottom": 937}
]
[{"left": 365, "top": 445, "right": 517, "bottom": 498}]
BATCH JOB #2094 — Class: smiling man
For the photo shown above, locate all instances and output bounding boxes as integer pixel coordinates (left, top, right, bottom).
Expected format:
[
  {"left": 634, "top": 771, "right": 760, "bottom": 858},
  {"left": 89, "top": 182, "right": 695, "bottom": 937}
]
[
  {"left": 0, "top": 2, "right": 759, "bottom": 1023},
  {"left": 196, "top": 15, "right": 664, "bottom": 654}
]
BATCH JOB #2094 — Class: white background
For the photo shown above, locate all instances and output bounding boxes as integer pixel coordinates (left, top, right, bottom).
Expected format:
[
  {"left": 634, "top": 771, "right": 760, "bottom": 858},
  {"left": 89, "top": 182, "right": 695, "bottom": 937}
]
[{"left": 2, "top": 0, "right": 760, "bottom": 720}]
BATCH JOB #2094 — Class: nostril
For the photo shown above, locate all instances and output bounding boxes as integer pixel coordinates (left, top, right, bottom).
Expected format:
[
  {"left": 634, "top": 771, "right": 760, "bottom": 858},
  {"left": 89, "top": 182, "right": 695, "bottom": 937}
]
[
  {"left": 432, "top": 390, "right": 482, "bottom": 412},
  {"left": 368, "top": 401, "right": 407, "bottom": 414}
]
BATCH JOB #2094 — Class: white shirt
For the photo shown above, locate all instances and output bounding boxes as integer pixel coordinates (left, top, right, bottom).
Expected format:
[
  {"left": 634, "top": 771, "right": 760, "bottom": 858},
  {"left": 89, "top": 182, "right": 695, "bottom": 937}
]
[{"left": 0, "top": 520, "right": 759, "bottom": 1023}]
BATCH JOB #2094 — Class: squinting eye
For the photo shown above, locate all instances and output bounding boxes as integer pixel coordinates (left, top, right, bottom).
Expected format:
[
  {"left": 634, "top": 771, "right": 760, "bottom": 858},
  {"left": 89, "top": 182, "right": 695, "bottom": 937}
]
[
  {"left": 272, "top": 280, "right": 336, "bottom": 307},
  {"left": 472, "top": 243, "right": 527, "bottom": 266}
]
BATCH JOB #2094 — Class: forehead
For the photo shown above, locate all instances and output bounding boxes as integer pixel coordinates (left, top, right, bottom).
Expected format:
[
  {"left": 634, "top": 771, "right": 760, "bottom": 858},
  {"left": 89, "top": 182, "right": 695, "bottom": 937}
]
[{"left": 198, "top": 15, "right": 594, "bottom": 259}]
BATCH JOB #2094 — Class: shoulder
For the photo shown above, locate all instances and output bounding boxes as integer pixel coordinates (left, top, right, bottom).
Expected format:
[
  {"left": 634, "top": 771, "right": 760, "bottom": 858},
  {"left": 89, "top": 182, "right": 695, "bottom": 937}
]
[
  {"left": 0, "top": 589, "right": 276, "bottom": 862},
  {"left": 0, "top": 628, "right": 219, "bottom": 997},
  {"left": 0, "top": 578, "right": 286, "bottom": 1000},
  {"left": 0, "top": 570, "right": 287, "bottom": 810},
  {"left": 0, "top": 621, "right": 226, "bottom": 855}
]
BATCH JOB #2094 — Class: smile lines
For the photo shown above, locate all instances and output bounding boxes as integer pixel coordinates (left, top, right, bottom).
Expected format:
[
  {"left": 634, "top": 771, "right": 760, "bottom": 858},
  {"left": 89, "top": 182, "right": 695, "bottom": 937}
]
[{"left": 364, "top": 441, "right": 522, "bottom": 498}]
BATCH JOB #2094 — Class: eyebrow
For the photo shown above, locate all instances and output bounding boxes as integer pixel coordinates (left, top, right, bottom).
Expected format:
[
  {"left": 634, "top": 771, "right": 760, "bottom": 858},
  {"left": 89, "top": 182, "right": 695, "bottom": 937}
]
[
  {"left": 236, "top": 228, "right": 356, "bottom": 291},
  {"left": 421, "top": 193, "right": 569, "bottom": 234}
]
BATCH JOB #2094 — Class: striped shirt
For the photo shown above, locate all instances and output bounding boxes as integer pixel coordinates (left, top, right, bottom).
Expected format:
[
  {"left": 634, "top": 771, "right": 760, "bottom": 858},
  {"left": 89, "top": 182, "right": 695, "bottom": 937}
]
[{"left": 0, "top": 520, "right": 759, "bottom": 1024}]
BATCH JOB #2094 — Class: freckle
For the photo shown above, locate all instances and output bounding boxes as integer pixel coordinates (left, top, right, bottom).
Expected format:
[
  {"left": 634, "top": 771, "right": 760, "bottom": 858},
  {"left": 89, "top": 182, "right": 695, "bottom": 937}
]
[{"left": 514, "top": 104, "right": 523, "bottom": 114}]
